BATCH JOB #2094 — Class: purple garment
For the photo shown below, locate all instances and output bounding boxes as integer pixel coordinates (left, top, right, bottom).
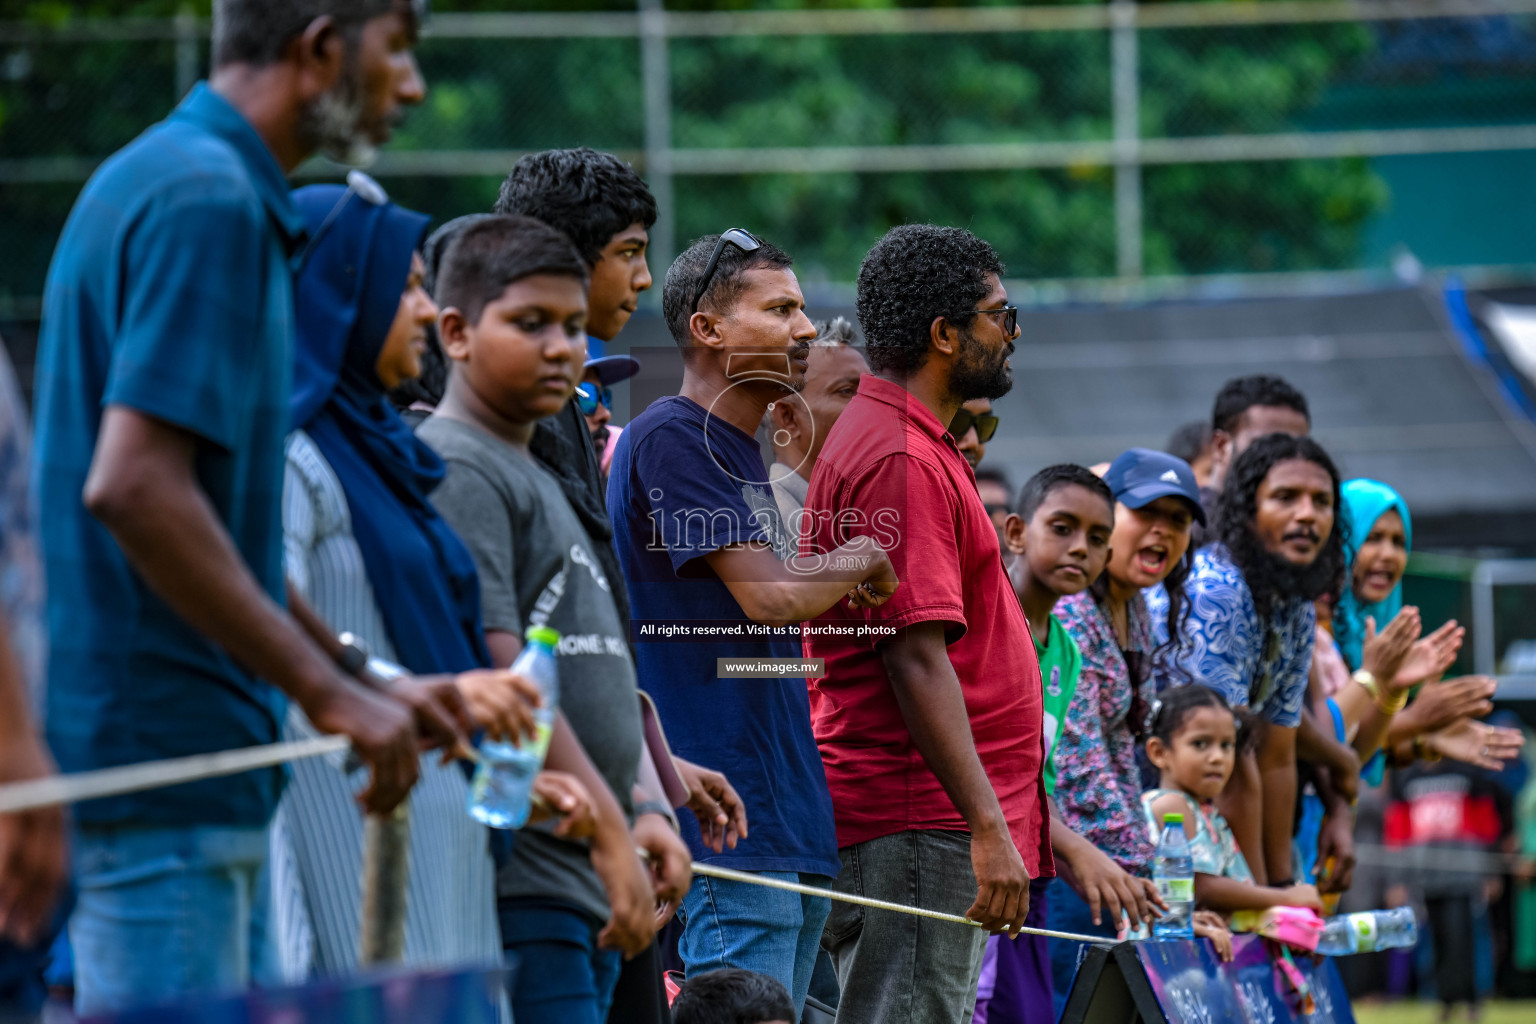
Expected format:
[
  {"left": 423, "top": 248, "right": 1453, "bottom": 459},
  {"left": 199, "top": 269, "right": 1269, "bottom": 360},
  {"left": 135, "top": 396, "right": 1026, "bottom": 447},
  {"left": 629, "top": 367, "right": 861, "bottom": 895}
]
[{"left": 973, "top": 877, "right": 1052, "bottom": 1024}]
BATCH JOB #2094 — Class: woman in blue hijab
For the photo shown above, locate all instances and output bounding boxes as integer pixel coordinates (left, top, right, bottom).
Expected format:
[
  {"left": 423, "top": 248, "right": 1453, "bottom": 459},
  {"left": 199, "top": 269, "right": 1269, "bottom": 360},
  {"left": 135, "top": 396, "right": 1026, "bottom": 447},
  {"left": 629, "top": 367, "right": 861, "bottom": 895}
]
[
  {"left": 271, "top": 184, "right": 513, "bottom": 979},
  {"left": 1336, "top": 479, "right": 1415, "bottom": 672},
  {"left": 1314, "top": 481, "right": 1519, "bottom": 773}
]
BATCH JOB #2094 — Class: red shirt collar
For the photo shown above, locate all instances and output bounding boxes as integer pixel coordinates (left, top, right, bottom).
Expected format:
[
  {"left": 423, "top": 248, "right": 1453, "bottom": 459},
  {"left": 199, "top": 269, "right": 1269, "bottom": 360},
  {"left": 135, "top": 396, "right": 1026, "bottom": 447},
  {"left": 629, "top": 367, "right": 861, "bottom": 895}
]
[{"left": 855, "top": 374, "right": 956, "bottom": 447}]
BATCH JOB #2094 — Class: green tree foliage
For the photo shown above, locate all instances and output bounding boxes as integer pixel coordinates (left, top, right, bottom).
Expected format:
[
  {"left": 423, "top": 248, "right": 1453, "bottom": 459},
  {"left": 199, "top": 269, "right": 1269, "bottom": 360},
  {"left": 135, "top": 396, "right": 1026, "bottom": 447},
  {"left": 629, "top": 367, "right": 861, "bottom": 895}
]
[{"left": 0, "top": 0, "right": 1388, "bottom": 304}]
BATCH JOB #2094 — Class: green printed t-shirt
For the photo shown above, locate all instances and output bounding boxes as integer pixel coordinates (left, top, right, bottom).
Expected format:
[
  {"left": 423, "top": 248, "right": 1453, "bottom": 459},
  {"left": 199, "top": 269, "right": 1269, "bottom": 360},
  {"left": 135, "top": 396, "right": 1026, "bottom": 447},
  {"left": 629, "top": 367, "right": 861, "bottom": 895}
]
[{"left": 1037, "top": 614, "right": 1083, "bottom": 797}]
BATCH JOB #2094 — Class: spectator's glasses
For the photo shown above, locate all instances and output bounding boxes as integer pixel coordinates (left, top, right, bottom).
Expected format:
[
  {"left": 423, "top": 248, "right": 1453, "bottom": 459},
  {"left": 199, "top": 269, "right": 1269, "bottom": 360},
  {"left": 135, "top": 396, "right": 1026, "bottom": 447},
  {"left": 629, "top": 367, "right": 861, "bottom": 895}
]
[
  {"left": 575, "top": 382, "right": 613, "bottom": 416},
  {"left": 691, "top": 228, "right": 763, "bottom": 313},
  {"left": 293, "top": 169, "right": 390, "bottom": 272},
  {"left": 949, "top": 408, "right": 1000, "bottom": 443},
  {"left": 950, "top": 304, "right": 1019, "bottom": 337}
]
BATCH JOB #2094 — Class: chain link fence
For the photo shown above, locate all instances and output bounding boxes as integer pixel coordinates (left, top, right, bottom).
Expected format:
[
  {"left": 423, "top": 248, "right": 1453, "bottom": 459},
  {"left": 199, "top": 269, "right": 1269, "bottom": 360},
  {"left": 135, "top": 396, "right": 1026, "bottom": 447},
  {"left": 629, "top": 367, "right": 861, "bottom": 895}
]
[{"left": 5, "top": 0, "right": 1536, "bottom": 317}]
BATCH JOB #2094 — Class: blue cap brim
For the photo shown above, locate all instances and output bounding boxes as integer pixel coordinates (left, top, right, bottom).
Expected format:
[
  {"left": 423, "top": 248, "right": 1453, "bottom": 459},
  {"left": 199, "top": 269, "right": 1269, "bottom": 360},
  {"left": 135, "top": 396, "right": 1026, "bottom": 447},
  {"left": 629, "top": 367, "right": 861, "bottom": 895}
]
[
  {"left": 1117, "top": 483, "right": 1207, "bottom": 526},
  {"left": 584, "top": 355, "right": 641, "bottom": 386}
]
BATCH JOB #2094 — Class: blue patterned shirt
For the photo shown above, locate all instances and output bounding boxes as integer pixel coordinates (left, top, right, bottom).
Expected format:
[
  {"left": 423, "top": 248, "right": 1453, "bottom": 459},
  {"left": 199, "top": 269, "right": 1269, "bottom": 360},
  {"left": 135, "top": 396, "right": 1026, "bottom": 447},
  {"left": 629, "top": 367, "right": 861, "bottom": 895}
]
[{"left": 1148, "top": 545, "right": 1314, "bottom": 728}]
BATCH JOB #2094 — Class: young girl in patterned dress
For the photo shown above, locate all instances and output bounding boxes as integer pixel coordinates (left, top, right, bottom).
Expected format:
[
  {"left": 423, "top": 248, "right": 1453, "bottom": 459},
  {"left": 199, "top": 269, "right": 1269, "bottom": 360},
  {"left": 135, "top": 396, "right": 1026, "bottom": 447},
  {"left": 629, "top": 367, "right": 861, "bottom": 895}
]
[{"left": 1142, "top": 685, "right": 1326, "bottom": 914}]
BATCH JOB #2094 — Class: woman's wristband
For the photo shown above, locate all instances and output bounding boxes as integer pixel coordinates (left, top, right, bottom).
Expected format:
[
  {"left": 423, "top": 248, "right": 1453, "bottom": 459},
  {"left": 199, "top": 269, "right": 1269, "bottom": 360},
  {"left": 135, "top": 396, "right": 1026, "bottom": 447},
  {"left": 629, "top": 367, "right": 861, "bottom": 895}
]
[{"left": 1354, "top": 669, "right": 1407, "bottom": 714}]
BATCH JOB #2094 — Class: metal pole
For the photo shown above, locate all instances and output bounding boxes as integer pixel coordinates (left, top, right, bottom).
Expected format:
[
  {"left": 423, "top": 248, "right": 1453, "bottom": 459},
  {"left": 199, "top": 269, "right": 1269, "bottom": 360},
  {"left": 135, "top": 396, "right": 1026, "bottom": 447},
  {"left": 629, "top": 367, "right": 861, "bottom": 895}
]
[
  {"left": 1471, "top": 560, "right": 1497, "bottom": 676},
  {"left": 1111, "top": 0, "right": 1142, "bottom": 281},
  {"left": 639, "top": 0, "right": 676, "bottom": 279},
  {"left": 174, "top": 3, "right": 199, "bottom": 101},
  {"left": 359, "top": 803, "right": 412, "bottom": 966}
]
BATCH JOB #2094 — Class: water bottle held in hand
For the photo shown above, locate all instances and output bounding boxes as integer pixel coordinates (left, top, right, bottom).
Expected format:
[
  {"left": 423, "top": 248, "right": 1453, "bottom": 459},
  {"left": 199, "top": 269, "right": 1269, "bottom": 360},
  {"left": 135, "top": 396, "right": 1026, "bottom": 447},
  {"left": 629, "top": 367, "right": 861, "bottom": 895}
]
[
  {"left": 1315, "top": 908, "right": 1418, "bottom": 956},
  {"left": 1151, "top": 812, "right": 1195, "bottom": 939},
  {"left": 468, "top": 626, "right": 560, "bottom": 829}
]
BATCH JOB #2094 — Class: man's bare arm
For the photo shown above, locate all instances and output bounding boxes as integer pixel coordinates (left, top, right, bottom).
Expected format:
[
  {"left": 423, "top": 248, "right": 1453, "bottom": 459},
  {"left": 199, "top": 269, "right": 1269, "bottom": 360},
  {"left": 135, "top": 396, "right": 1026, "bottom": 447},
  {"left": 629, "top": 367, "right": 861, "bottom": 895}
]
[
  {"left": 83, "top": 406, "right": 418, "bottom": 812},
  {"left": 1258, "top": 723, "right": 1299, "bottom": 884},
  {"left": 881, "top": 621, "right": 1030, "bottom": 934},
  {"left": 1217, "top": 747, "right": 1266, "bottom": 884},
  {"left": 704, "top": 537, "right": 896, "bottom": 626},
  {"left": 286, "top": 582, "right": 473, "bottom": 750},
  {"left": 0, "top": 614, "right": 66, "bottom": 945}
]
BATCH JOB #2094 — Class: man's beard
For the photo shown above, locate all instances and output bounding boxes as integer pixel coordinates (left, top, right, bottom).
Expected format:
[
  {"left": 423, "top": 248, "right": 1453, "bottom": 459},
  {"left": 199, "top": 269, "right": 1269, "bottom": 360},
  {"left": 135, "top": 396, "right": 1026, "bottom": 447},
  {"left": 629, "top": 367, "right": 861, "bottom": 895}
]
[
  {"left": 591, "top": 424, "right": 610, "bottom": 450},
  {"left": 1245, "top": 544, "right": 1337, "bottom": 606},
  {"left": 297, "top": 58, "right": 380, "bottom": 167},
  {"left": 949, "top": 328, "right": 1013, "bottom": 401}
]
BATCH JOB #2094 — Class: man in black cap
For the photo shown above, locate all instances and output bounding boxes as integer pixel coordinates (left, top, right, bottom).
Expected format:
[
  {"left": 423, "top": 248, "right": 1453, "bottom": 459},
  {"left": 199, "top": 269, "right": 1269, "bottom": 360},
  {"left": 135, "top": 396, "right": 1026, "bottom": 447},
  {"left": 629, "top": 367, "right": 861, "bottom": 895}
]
[{"left": 578, "top": 353, "right": 641, "bottom": 479}]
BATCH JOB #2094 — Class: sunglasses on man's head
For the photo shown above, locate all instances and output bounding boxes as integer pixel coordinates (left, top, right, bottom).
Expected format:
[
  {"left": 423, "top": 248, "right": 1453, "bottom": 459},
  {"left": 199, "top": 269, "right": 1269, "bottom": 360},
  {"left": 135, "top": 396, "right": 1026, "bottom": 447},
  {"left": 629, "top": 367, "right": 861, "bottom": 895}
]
[
  {"left": 949, "top": 408, "right": 1000, "bottom": 443},
  {"left": 575, "top": 382, "right": 613, "bottom": 417},
  {"left": 691, "top": 228, "right": 763, "bottom": 314}
]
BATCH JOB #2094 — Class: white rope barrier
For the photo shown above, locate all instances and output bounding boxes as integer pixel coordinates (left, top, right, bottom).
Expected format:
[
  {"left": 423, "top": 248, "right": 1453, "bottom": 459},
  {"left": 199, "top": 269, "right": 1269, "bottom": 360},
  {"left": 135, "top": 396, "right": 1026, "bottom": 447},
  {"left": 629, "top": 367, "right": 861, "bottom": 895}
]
[
  {"left": 687, "top": 860, "right": 1111, "bottom": 944},
  {"left": 9, "top": 739, "right": 1496, "bottom": 948},
  {"left": 0, "top": 739, "right": 1115, "bottom": 943},
  {"left": 0, "top": 735, "right": 349, "bottom": 814}
]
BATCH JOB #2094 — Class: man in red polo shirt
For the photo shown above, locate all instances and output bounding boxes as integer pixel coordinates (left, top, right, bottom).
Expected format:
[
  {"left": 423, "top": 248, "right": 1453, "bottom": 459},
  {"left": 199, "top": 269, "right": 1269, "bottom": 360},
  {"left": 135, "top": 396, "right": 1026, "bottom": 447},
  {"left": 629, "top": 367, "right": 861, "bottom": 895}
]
[{"left": 802, "top": 225, "right": 1051, "bottom": 1024}]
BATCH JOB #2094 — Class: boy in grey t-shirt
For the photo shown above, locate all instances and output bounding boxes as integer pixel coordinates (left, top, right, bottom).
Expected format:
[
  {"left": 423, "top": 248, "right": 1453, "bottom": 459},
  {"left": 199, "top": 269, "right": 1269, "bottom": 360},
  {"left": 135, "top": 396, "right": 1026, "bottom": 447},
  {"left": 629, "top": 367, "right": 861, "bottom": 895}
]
[
  {"left": 420, "top": 215, "right": 689, "bottom": 1023},
  {"left": 422, "top": 414, "right": 641, "bottom": 925}
]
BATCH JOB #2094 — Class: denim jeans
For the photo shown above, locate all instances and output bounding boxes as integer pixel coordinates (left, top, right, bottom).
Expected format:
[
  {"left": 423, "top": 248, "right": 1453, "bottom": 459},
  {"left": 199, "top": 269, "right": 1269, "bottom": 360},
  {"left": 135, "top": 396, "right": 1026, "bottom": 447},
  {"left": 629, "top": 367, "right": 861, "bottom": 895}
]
[
  {"left": 822, "top": 830, "right": 988, "bottom": 1024},
  {"left": 498, "top": 899, "right": 622, "bottom": 1024},
  {"left": 69, "top": 824, "right": 270, "bottom": 1017},
  {"left": 677, "top": 871, "right": 831, "bottom": 1017},
  {"left": 1044, "top": 877, "right": 1118, "bottom": 1016}
]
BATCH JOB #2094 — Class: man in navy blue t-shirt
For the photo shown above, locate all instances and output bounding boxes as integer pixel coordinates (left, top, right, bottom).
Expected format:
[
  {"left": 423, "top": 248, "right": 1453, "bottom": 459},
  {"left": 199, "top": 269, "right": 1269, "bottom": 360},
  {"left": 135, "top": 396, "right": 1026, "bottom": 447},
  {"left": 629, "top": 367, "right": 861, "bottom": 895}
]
[
  {"left": 607, "top": 231, "right": 898, "bottom": 1015},
  {"left": 30, "top": 2, "right": 463, "bottom": 1014}
]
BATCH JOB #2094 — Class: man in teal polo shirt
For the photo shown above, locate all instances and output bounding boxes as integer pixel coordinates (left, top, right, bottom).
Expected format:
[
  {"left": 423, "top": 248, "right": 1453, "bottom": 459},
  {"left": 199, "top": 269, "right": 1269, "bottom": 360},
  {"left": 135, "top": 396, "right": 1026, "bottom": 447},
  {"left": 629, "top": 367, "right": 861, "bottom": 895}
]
[{"left": 32, "top": 2, "right": 439, "bottom": 1013}]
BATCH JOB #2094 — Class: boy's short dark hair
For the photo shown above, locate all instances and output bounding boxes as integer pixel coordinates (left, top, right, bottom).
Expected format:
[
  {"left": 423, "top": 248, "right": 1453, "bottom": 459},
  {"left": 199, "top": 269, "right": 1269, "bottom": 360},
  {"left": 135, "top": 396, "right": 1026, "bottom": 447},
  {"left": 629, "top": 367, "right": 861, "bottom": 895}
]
[
  {"left": 1211, "top": 374, "right": 1310, "bottom": 434},
  {"left": 856, "top": 224, "right": 1004, "bottom": 376},
  {"left": 671, "top": 968, "right": 796, "bottom": 1024},
  {"left": 435, "top": 214, "right": 589, "bottom": 327},
  {"left": 493, "top": 147, "right": 658, "bottom": 267},
  {"left": 662, "top": 234, "right": 794, "bottom": 347},
  {"left": 974, "top": 467, "right": 1014, "bottom": 497},
  {"left": 213, "top": 0, "right": 395, "bottom": 68},
  {"left": 1165, "top": 420, "right": 1212, "bottom": 465},
  {"left": 1016, "top": 463, "right": 1114, "bottom": 525}
]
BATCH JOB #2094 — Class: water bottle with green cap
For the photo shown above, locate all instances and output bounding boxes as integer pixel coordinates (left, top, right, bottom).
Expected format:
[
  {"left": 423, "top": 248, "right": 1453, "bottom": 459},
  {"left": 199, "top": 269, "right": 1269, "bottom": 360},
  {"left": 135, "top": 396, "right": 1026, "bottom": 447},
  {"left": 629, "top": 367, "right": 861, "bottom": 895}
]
[
  {"left": 1151, "top": 811, "right": 1195, "bottom": 939},
  {"left": 468, "top": 625, "right": 561, "bottom": 828}
]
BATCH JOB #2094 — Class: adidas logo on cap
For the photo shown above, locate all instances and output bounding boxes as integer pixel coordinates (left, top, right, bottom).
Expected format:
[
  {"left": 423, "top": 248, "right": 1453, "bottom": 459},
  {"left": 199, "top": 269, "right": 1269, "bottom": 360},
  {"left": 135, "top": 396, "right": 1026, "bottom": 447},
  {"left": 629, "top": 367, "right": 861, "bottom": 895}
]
[{"left": 1160, "top": 469, "right": 1181, "bottom": 483}]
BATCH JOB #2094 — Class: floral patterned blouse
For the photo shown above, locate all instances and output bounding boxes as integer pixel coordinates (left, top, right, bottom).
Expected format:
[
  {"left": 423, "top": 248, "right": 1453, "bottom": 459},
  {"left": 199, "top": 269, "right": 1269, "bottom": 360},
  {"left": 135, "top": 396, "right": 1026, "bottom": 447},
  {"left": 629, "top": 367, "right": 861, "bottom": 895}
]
[{"left": 1055, "top": 589, "right": 1157, "bottom": 875}]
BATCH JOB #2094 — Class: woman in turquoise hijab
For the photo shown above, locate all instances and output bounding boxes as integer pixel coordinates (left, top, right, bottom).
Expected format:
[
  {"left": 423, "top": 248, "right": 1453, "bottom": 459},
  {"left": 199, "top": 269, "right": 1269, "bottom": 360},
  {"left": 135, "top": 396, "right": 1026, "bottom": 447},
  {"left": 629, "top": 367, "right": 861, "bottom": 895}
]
[
  {"left": 1335, "top": 479, "right": 1415, "bottom": 672},
  {"left": 1314, "top": 480, "right": 1519, "bottom": 772}
]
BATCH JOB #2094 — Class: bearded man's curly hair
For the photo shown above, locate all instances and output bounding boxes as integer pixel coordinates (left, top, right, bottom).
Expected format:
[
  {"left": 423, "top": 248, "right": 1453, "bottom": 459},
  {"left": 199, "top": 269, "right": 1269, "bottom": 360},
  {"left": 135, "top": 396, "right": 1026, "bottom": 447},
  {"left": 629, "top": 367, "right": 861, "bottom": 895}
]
[{"left": 1217, "top": 432, "right": 1347, "bottom": 622}]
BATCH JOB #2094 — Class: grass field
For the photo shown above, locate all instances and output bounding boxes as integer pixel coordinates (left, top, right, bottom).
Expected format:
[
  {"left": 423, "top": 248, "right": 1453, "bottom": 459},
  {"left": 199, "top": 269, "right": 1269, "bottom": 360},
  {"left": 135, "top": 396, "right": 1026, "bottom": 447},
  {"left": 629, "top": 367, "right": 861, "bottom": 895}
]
[{"left": 1354, "top": 1001, "right": 1536, "bottom": 1024}]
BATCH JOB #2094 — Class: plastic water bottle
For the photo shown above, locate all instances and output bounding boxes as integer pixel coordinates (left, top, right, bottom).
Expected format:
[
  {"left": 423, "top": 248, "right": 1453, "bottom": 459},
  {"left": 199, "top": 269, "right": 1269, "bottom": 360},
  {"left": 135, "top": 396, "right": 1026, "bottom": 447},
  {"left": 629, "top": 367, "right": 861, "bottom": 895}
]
[
  {"left": 468, "top": 626, "right": 560, "bottom": 829},
  {"left": 1315, "top": 908, "right": 1418, "bottom": 956},
  {"left": 1151, "top": 812, "right": 1195, "bottom": 939}
]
